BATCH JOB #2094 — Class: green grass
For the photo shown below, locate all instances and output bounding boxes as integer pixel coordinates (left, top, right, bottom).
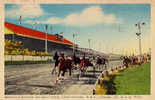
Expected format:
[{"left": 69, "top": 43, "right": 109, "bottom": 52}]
[{"left": 114, "top": 62, "right": 150, "bottom": 95}]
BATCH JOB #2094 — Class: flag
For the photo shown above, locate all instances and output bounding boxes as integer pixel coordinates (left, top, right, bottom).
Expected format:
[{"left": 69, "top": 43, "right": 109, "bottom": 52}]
[
  {"left": 18, "top": 16, "right": 22, "bottom": 24},
  {"left": 45, "top": 24, "right": 48, "bottom": 31}
]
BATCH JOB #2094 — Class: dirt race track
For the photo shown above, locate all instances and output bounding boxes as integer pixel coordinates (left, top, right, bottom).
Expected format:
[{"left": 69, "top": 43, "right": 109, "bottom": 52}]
[{"left": 5, "top": 63, "right": 101, "bottom": 95}]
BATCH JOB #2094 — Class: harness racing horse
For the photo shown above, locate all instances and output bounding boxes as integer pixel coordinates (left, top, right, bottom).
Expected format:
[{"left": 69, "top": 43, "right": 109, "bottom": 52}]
[
  {"left": 56, "top": 54, "right": 94, "bottom": 82},
  {"left": 96, "top": 57, "right": 108, "bottom": 71},
  {"left": 56, "top": 54, "right": 83, "bottom": 83},
  {"left": 80, "top": 58, "right": 93, "bottom": 75},
  {"left": 56, "top": 57, "right": 74, "bottom": 83},
  {"left": 102, "top": 58, "right": 108, "bottom": 70},
  {"left": 72, "top": 56, "right": 81, "bottom": 70}
]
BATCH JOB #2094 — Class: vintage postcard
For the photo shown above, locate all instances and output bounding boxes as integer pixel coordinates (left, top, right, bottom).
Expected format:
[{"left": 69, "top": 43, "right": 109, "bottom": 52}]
[{"left": 0, "top": 0, "right": 154, "bottom": 100}]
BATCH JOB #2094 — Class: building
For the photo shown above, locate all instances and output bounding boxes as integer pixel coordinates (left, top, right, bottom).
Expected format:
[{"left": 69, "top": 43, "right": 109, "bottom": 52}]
[{"left": 4, "top": 22, "right": 73, "bottom": 54}]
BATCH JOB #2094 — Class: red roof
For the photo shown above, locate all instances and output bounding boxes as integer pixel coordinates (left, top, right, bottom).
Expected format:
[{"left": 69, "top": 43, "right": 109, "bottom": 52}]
[{"left": 5, "top": 22, "right": 73, "bottom": 45}]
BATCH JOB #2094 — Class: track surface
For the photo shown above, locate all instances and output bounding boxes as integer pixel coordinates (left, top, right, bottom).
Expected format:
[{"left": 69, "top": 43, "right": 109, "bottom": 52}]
[{"left": 5, "top": 60, "right": 123, "bottom": 95}]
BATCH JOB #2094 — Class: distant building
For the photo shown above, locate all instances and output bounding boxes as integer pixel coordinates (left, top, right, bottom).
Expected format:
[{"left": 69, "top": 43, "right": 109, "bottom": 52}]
[{"left": 4, "top": 22, "right": 73, "bottom": 53}]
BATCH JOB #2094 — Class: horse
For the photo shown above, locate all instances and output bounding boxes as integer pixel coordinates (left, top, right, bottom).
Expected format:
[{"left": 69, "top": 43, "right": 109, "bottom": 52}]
[
  {"left": 56, "top": 57, "right": 74, "bottom": 83},
  {"left": 102, "top": 57, "right": 108, "bottom": 70},
  {"left": 79, "top": 58, "right": 93, "bottom": 75},
  {"left": 56, "top": 54, "right": 84, "bottom": 83},
  {"left": 96, "top": 57, "right": 102, "bottom": 70},
  {"left": 95, "top": 57, "right": 107, "bottom": 71},
  {"left": 71, "top": 55, "right": 94, "bottom": 79},
  {"left": 72, "top": 56, "right": 81, "bottom": 70}
]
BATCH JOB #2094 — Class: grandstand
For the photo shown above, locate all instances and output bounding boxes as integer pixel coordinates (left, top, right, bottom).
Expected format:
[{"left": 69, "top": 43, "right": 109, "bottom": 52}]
[
  {"left": 4, "top": 22, "right": 74, "bottom": 54},
  {"left": 4, "top": 22, "right": 108, "bottom": 57}
]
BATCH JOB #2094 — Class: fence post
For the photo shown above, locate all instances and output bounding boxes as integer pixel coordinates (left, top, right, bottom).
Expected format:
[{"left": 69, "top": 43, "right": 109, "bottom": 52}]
[
  {"left": 11, "top": 55, "right": 12, "bottom": 64},
  {"left": 23, "top": 54, "right": 24, "bottom": 62},
  {"left": 41, "top": 56, "right": 42, "bottom": 64}
]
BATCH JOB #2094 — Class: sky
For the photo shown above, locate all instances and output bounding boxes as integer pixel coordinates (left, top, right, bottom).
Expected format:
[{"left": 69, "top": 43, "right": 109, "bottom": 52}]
[{"left": 5, "top": 4, "right": 151, "bottom": 55}]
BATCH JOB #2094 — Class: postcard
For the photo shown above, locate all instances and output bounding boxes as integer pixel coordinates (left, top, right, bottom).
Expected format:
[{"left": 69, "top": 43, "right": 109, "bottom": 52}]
[{"left": 0, "top": 0, "right": 154, "bottom": 100}]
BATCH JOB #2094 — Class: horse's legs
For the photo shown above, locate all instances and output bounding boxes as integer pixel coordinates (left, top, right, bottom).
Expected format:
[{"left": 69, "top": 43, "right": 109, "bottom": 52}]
[
  {"left": 57, "top": 70, "right": 61, "bottom": 78},
  {"left": 105, "top": 64, "right": 107, "bottom": 70},
  {"left": 98, "top": 64, "right": 100, "bottom": 71},
  {"left": 55, "top": 66, "right": 58, "bottom": 74},
  {"left": 96, "top": 64, "right": 98, "bottom": 70},
  {"left": 93, "top": 66, "right": 95, "bottom": 76},
  {"left": 83, "top": 66, "right": 87, "bottom": 75},
  {"left": 62, "top": 70, "right": 65, "bottom": 77},
  {"left": 72, "top": 65, "right": 74, "bottom": 74},
  {"left": 56, "top": 70, "right": 61, "bottom": 83},
  {"left": 69, "top": 68, "right": 72, "bottom": 76},
  {"left": 80, "top": 67, "right": 83, "bottom": 76},
  {"left": 101, "top": 64, "right": 103, "bottom": 70},
  {"left": 99, "top": 64, "right": 100, "bottom": 70},
  {"left": 103, "top": 64, "right": 105, "bottom": 70},
  {"left": 51, "top": 66, "right": 56, "bottom": 74},
  {"left": 77, "top": 67, "right": 80, "bottom": 80}
]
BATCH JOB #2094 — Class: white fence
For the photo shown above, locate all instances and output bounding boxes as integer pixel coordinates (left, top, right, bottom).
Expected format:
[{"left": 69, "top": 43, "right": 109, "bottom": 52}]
[{"left": 5, "top": 55, "right": 53, "bottom": 61}]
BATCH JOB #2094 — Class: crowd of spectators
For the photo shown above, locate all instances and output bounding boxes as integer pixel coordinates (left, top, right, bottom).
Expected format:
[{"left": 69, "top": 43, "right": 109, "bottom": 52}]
[
  {"left": 123, "top": 54, "right": 151, "bottom": 68},
  {"left": 5, "top": 40, "right": 50, "bottom": 56}
]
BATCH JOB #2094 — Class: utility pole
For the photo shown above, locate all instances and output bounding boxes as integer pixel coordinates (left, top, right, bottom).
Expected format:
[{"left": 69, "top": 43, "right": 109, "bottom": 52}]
[
  {"left": 149, "top": 48, "right": 151, "bottom": 55},
  {"left": 45, "top": 33, "right": 47, "bottom": 53},
  {"left": 73, "top": 34, "right": 76, "bottom": 54},
  {"left": 135, "top": 22, "right": 145, "bottom": 56},
  {"left": 88, "top": 39, "right": 91, "bottom": 54},
  {"left": 12, "top": 32, "right": 15, "bottom": 42},
  {"left": 45, "top": 25, "right": 48, "bottom": 53},
  {"left": 112, "top": 48, "right": 114, "bottom": 54}
]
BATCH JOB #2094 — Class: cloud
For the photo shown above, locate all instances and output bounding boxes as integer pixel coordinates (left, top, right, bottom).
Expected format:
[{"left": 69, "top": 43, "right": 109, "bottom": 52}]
[
  {"left": 5, "top": 4, "right": 43, "bottom": 19},
  {"left": 25, "top": 20, "right": 34, "bottom": 24},
  {"left": 43, "top": 17, "right": 63, "bottom": 24},
  {"left": 25, "top": 20, "right": 40, "bottom": 24},
  {"left": 42, "top": 6, "right": 119, "bottom": 26}
]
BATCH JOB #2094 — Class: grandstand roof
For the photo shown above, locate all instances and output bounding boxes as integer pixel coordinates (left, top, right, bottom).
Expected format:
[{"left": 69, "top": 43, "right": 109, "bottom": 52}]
[{"left": 5, "top": 22, "right": 73, "bottom": 46}]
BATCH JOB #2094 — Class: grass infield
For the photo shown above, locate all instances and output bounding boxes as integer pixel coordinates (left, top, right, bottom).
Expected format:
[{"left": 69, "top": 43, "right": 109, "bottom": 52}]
[{"left": 114, "top": 62, "right": 150, "bottom": 95}]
